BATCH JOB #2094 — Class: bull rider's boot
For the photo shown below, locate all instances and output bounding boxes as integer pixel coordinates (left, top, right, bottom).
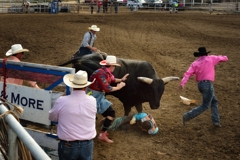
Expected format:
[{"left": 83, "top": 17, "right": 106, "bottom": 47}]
[{"left": 98, "top": 131, "right": 113, "bottom": 143}]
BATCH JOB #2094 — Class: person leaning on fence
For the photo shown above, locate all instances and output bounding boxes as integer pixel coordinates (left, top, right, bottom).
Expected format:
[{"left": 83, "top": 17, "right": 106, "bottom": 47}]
[
  {"left": 178, "top": 47, "right": 228, "bottom": 127},
  {"left": 49, "top": 70, "right": 97, "bottom": 160},
  {"left": 77, "top": 25, "right": 100, "bottom": 57},
  {"left": 1, "top": 44, "right": 40, "bottom": 89},
  {"left": 86, "top": 55, "right": 129, "bottom": 143}
]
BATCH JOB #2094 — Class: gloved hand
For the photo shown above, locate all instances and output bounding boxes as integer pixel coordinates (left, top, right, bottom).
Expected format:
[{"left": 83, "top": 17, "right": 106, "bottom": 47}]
[{"left": 130, "top": 117, "right": 136, "bottom": 124}]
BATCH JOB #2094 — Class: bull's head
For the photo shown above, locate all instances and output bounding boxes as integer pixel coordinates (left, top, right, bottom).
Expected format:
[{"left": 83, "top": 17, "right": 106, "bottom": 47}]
[{"left": 137, "top": 76, "right": 180, "bottom": 109}]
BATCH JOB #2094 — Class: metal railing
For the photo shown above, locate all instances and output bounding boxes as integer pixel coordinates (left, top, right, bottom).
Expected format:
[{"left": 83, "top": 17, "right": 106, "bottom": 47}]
[
  {"left": 0, "top": 1, "right": 239, "bottom": 13},
  {"left": 0, "top": 102, "right": 51, "bottom": 160}
]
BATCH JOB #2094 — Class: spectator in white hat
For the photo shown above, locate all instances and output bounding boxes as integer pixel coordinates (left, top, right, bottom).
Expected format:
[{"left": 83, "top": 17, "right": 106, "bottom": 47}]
[
  {"left": 1, "top": 44, "right": 40, "bottom": 88},
  {"left": 76, "top": 25, "right": 100, "bottom": 58},
  {"left": 49, "top": 70, "right": 97, "bottom": 160}
]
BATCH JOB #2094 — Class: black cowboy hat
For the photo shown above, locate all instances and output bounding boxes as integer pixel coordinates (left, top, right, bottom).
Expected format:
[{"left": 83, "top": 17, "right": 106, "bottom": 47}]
[{"left": 193, "top": 47, "right": 211, "bottom": 57}]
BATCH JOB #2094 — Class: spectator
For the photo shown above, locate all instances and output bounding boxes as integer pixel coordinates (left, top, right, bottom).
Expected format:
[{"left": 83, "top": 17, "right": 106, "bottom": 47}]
[
  {"left": 103, "top": 0, "right": 108, "bottom": 13},
  {"left": 90, "top": 0, "right": 94, "bottom": 14},
  {"left": 2, "top": 44, "right": 40, "bottom": 89},
  {"left": 49, "top": 70, "right": 97, "bottom": 160},
  {"left": 179, "top": 47, "right": 228, "bottom": 127},
  {"left": 129, "top": 0, "right": 134, "bottom": 12},
  {"left": 97, "top": 0, "right": 102, "bottom": 13},
  {"left": 24, "top": 0, "right": 30, "bottom": 13},
  {"left": 87, "top": 55, "right": 129, "bottom": 143},
  {"left": 161, "top": 0, "right": 165, "bottom": 10},
  {"left": 113, "top": 0, "right": 119, "bottom": 13},
  {"left": 77, "top": 25, "right": 100, "bottom": 57}
]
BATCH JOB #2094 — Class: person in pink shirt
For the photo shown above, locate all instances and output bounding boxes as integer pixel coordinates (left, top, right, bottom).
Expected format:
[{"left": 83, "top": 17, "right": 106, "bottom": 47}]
[
  {"left": 2, "top": 44, "right": 40, "bottom": 88},
  {"left": 97, "top": 0, "right": 102, "bottom": 13},
  {"left": 179, "top": 47, "right": 228, "bottom": 127},
  {"left": 49, "top": 70, "right": 97, "bottom": 160}
]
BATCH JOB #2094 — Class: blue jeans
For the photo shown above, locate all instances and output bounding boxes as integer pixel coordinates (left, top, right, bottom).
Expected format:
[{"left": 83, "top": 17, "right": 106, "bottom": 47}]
[
  {"left": 78, "top": 47, "right": 93, "bottom": 57},
  {"left": 58, "top": 140, "right": 94, "bottom": 160},
  {"left": 184, "top": 81, "right": 220, "bottom": 124}
]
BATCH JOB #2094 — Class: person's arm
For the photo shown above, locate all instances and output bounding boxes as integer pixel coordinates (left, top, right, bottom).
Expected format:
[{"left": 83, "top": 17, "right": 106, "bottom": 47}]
[
  {"left": 110, "top": 82, "right": 126, "bottom": 92},
  {"left": 49, "top": 99, "right": 61, "bottom": 122},
  {"left": 211, "top": 55, "right": 228, "bottom": 64},
  {"left": 179, "top": 64, "right": 195, "bottom": 89},
  {"left": 82, "top": 32, "right": 91, "bottom": 47},
  {"left": 27, "top": 81, "right": 40, "bottom": 89},
  {"left": 130, "top": 113, "right": 147, "bottom": 124},
  {"left": 85, "top": 33, "right": 98, "bottom": 53},
  {"left": 96, "top": 71, "right": 126, "bottom": 92},
  {"left": 87, "top": 45, "right": 98, "bottom": 53},
  {"left": 115, "top": 73, "right": 130, "bottom": 83}
]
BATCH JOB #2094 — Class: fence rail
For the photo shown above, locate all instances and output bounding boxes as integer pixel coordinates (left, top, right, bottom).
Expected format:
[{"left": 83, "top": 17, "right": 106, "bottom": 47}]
[{"left": 0, "top": 1, "right": 239, "bottom": 13}]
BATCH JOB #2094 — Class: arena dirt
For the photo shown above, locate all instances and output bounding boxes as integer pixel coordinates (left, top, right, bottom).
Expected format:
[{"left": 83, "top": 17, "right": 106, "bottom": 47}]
[{"left": 0, "top": 11, "right": 240, "bottom": 159}]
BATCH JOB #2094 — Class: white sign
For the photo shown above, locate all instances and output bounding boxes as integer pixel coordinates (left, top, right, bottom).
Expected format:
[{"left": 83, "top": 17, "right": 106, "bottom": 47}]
[{"left": 0, "top": 82, "right": 63, "bottom": 125}]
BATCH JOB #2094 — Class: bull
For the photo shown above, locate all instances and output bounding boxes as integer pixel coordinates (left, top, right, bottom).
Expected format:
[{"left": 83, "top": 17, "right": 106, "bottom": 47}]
[{"left": 59, "top": 54, "right": 179, "bottom": 116}]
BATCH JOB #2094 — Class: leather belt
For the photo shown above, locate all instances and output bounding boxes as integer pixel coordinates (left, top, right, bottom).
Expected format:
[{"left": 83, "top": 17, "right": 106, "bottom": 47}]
[
  {"left": 60, "top": 139, "right": 91, "bottom": 143},
  {"left": 198, "top": 80, "right": 212, "bottom": 83}
]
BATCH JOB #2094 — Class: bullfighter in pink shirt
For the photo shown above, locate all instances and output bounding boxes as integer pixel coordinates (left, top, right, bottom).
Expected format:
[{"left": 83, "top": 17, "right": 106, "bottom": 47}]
[{"left": 179, "top": 47, "right": 228, "bottom": 127}]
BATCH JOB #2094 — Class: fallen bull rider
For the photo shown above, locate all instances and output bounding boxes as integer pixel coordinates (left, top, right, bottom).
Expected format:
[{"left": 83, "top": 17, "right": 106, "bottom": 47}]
[{"left": 107, "top": 112, "right": 159, "bottom": 135}]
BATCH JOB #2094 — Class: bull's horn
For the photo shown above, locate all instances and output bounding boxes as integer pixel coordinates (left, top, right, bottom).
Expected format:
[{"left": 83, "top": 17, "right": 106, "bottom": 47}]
[
  {"left": 162, "top": 76, "right": 180, "bottom": 84},
  {"left": 137, "top": 77, "right": 153, "bottom": 84}
]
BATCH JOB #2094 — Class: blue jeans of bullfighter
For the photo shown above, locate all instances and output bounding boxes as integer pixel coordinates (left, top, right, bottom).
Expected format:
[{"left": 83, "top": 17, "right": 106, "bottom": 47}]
[
  {"left": 58, "top": 139, "right": 94, "bottom": 160},
  {"left": 184, "top": 81, "right": 220, "bottom": 124}
]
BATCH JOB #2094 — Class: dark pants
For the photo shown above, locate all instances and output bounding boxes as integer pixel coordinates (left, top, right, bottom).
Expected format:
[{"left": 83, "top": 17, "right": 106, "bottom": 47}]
[
  {"left": 91, "top": 6, "right": 94, "bottom": 14},
  {"left": 79, "top": 47, "right": 92, "bottom": 57},
  {"left": 58, "top": 140, "right": 94, "bottom": 160}
]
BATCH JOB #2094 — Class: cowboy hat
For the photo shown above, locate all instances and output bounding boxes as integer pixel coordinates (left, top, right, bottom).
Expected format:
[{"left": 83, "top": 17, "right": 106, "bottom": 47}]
[
  {"left": 88, "top": 25, "right": 100, "bottom": 32},
  {"left": 180, "top": 96, "right": 196, "bottom": 105},
  {"left": 63, "top": 70, "right": 94, "bottom": 88},
  {"left": 6, "top": 44, "right": 29, "bottom": 56},
  {"left": 99, "top": 55, "right": 121, "bottom": 66},
  {"left": 193, "top": 47, "right": 211, "bottom": 57}
]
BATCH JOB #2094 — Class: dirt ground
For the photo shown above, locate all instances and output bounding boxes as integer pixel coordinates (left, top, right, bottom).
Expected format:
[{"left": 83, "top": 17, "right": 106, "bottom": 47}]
[{"left": 0, "top": 10, "right": 240, "bottom": 160}]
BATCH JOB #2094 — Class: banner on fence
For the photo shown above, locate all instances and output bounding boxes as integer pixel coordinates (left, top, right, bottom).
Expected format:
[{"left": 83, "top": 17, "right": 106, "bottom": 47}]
[
  {"left": 0, "top": 83, "right": 62, "bottom": 125},
  {"left": 0, "top": 59, "right": 75, "bottom": 126}
]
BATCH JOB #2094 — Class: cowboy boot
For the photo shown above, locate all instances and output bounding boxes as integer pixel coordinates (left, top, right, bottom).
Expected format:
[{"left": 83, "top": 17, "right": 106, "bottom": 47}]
[{"left": 98, "top": 131, "right": 113, "bottom": 143}]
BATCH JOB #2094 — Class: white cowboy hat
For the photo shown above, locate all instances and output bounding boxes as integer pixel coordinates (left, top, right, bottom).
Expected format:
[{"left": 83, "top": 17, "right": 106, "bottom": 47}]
[
  {"left": 180, "top": 96, "right": 196, "bottom": 105},
  {"left": 88, "top": 25, "right": 100, "bottom": 32},
  {"left": 63, "top": 70, "right": 94, "bottom": 88},
  {"left": 99, "top": 55, "right": 121, "bottom": 66},
  {"left": 6, "top": 44, "right": 29, "bottom": 56}
]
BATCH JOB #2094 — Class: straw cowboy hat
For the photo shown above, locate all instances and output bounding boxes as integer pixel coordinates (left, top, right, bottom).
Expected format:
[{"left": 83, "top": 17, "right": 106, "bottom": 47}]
[
  {"left": 99, "top": 55, "right": 121, "bottom": 66},
  {"left": 6, "top": 44, "right": 29, "bottom": 56},
  {"left": 180, "top": 96, "right": 196, "bottom": 105},
  {"left": 193, "top": 47, "right": 211, "bottom": 57},
  {"left": 88, "top": 25, "right": 100, "bottom": 32},
  {"left": 63, "top": 70, "right": 94, "bottom": 88}
]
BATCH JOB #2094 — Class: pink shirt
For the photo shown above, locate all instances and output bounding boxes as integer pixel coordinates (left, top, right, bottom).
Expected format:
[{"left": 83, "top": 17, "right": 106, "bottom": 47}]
[
  {"left": 49, "top": 90, "right": 97, "bottom": 141},
  {"left": 2, "top": 56, "right": 38, "bottom": 87},
  {"left": 180, "top": 55, "right": 228, "bottom": 87}
]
